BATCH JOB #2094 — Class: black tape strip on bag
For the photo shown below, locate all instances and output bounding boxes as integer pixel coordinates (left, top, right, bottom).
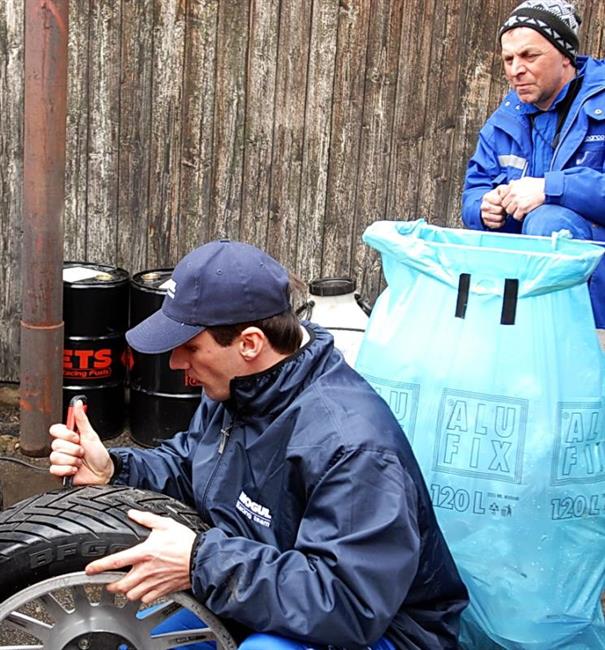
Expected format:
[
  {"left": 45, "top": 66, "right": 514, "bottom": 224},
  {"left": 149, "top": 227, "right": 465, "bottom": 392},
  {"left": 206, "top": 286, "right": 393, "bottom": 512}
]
[
  {"left": 501, "top": 279, "right": 519, "bottom": 325},
  {"left": 455, "top": 273, "right": 471, "bottom": 319}
]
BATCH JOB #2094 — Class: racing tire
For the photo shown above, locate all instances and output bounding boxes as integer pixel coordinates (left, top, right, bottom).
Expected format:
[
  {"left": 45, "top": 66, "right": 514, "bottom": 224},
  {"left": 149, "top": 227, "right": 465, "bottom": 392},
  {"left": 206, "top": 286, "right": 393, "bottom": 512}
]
[{"left": 0, "top": 485, "right": 238, "bottom": 649}]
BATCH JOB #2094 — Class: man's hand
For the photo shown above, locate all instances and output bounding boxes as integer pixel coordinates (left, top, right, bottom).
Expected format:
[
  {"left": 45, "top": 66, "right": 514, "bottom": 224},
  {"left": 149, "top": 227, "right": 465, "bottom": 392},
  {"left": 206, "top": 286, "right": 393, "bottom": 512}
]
[
  {"left": 49, "top": 400, "right": 114, "bottom": 485},
  {"left": 500, "top": 177, "right": 546, "bottom": 221},
  {"left": 85, "top": 510, "right": 197, "bottom": 603},
  {"left": 480, "top": 185, "right": 509, "bottom": 229}
]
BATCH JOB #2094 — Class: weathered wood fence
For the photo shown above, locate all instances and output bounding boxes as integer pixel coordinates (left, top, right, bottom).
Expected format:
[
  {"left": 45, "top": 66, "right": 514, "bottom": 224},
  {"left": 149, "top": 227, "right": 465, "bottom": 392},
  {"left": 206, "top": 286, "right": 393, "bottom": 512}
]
[{"left": 1, "top": 0, "right": 604, "bottom": 381}]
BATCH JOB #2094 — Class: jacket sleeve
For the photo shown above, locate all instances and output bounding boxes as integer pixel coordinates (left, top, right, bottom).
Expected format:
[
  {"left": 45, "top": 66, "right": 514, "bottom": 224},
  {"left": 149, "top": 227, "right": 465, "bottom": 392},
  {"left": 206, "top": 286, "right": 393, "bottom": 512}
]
[
  {"left": 110, "top": 432, "right": 196, "bottom": 504},
  {"left": 545, "top": 167, "right": 605, "bottom": 226},
  {"left": 109, "top": 401, "right": 213, "bottom": 505},
  {"left": 190, "top": 447, "right": 421, "bottom": 648},
  {"left": 462, "top": 127, "right": 522, "bottom": 234}
]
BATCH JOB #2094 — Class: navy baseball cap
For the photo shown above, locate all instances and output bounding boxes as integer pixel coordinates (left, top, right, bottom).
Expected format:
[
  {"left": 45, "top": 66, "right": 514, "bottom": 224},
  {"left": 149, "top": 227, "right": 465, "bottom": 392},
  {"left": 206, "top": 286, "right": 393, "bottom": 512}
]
[{"left": 126, "top": 240, "right": 291, "bottom": 354}]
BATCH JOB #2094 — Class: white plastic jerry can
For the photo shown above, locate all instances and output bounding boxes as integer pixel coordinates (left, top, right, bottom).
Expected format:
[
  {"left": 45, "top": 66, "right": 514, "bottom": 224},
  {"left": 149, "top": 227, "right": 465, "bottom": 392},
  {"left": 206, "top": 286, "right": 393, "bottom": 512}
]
[{"left": 305, "top": 278, "right": 370, "bottom": 366}]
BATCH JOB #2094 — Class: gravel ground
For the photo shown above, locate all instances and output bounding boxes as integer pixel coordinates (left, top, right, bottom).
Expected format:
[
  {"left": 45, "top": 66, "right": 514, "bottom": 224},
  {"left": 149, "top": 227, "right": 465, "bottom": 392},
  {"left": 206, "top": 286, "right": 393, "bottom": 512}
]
[
  {"left": 0, "top": 384, "right": 19, "bottom": 439},
  {"left": 0, "top": 382, "right": 142, "bottom": 509}
]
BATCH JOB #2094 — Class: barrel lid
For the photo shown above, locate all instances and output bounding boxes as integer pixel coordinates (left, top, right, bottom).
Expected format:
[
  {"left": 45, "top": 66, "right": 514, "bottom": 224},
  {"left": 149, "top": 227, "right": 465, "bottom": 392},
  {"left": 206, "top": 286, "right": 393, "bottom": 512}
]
[
  {"left": 131, "top": 268, "right": 175, "bottom": 293},
  {"left": 63, "top": 262, "right": 129, "bottom": 286},
  {"left": 309, "top": 277, "right": 356, "bottom": 296}
]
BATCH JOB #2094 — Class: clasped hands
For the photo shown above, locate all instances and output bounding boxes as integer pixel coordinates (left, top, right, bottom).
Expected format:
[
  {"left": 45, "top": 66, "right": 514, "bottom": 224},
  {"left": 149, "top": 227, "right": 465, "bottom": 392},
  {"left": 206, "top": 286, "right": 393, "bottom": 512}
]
[{"left": 480, "top": 177, "right": 545, "bottom": 229}]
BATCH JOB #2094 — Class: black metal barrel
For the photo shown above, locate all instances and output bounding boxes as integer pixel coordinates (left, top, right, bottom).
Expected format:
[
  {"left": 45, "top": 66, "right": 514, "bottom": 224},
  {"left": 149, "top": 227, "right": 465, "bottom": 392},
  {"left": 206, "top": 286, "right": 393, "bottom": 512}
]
[
  {"left": 129, "top": 269, "right": 202, "bottom": 447},
  {"left": 63, "top": 263, "right": 129, "bottom": 439}
]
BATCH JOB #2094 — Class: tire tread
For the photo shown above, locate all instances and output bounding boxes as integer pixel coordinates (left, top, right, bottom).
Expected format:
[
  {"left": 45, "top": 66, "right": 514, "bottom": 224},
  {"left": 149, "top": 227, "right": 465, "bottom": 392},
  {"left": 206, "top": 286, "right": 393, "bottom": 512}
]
[{"left": 0, "top": 485, "right": 208, "bottom": 601}]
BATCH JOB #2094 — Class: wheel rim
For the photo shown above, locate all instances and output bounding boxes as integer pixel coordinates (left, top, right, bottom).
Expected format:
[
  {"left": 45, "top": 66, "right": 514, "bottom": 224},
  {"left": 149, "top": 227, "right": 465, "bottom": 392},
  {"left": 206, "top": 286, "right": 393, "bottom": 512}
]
[{"left": 0, "top": 571, "right": 237, "bottom": 650}]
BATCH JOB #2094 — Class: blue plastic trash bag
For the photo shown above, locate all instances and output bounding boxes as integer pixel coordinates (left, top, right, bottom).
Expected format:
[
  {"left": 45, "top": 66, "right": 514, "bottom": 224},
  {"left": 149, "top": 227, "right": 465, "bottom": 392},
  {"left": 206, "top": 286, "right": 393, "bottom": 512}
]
[{"left": 356, "top": 219, "right": 605, "bottom": 650}]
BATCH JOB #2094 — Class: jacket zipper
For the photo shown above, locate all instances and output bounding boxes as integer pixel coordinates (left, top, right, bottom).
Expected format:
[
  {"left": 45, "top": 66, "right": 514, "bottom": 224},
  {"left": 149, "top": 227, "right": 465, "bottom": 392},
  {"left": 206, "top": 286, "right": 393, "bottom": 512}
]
[
  {"left": 200, "top": 413, "right": 234, "bottom": 514},
  {"left": 218, "top": 424, "right": 232, "bottom": 454}
]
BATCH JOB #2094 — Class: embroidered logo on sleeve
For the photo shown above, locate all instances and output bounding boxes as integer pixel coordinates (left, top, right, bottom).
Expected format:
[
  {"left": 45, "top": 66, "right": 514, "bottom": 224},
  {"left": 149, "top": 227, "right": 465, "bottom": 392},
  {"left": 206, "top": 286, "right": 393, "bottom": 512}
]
[{"left": 236, "top": 491, "right": 273, "bottom": 528}]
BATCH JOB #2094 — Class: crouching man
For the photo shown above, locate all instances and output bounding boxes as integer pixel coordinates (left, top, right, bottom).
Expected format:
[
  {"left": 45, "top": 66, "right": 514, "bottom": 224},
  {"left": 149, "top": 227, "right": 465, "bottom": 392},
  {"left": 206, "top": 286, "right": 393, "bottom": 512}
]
[{"left": 50, "top": 239, "right": 468, "bottom": 649}]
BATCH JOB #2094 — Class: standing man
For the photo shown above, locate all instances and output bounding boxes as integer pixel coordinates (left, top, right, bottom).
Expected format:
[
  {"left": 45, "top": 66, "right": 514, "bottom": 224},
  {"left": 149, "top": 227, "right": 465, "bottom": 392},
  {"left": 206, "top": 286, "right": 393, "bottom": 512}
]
[
  {"left": 462, "top": 0, "right": 605, "bottom": 326},
  {"left": 49, "top": 240, "right": 468, "bottom": 649}
]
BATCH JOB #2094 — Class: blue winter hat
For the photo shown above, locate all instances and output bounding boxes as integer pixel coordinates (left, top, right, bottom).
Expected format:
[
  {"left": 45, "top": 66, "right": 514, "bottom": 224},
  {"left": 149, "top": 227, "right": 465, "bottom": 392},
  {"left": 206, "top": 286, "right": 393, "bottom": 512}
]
[{"left": 126, "top": 240, "right": 291, "bottom": 354}]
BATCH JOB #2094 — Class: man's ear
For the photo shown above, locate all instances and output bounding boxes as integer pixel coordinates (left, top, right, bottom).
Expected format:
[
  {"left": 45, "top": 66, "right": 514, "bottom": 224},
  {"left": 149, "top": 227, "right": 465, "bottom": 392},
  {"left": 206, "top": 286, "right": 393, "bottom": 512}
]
[
  {"left": 562, "top": 54, "right": 574, "bottom": 70},
  {"left": 238, "top": 327, "right": 266, "bottom": 361}
]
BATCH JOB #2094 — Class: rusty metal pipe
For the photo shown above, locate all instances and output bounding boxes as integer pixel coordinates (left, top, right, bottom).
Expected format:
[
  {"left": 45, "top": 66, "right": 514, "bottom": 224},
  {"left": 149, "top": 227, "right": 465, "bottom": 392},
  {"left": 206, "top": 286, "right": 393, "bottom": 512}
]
[{"left": 20, "top": 0, "right": 69, "bottom": 456}]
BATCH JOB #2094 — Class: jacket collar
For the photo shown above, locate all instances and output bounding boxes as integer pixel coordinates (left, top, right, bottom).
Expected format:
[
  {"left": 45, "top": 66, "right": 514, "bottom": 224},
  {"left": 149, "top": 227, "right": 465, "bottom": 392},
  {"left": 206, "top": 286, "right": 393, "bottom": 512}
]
[
  {"left": 224, "top": 323, "right": 338, "bottom": 419},
  {"left": 488, "top": 56, "right": 605, "bottom": 146}
]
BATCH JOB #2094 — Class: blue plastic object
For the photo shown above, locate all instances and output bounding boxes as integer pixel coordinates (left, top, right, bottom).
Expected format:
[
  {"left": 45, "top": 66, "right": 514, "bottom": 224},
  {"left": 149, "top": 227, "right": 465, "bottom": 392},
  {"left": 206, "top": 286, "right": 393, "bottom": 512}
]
[{"left": 356, "top": 220, "right": 605, "bottom": 649}]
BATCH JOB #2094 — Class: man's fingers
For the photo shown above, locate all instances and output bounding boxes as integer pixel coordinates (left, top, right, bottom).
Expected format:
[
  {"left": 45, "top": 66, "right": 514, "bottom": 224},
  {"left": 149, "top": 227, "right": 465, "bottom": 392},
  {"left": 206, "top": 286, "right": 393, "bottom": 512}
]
[
  {"left": 500, "top": 192, "right": 512, "bottom": 209},
  {"left": 74, "top": 402, "right": 98, "bottom": 439},
  {"left": 481, "top": 208, "right": 505, "bottom": 229},
  {"left": 138, "top": 579, "right": 185, "bottom": 604},
  {"left": 481, "top": 202, "right": 498, "bottom": 214},
  {"left": 501, "top": 195, "right": 525, "bottom": 220},
  {"left": 495, "top": 184, "right": 510, "bottom": 199},
  {"left": 140, "top": 587, "right": 164, "bottom": 604},
  {"left": 48, "top": 463, "right": 79, "bottom": 477},
  {"left": 103, "top": 566, "right": 148, "bottom": 595},
  {"left": 127, "top": 509, "right": 170, "bottom": 529},
  {"left": 483, "top": 184, "right": 509, "bottom": 206},
  {"left": 86, "top": 543, "right": 148, "bottom": 575},
  {"left": 49, "top": 442, "right": 83, "bottom": 477},
  {"left": 49, "top": 424, "right": 80, "bottom": 444},
  {"left": 122, "top": 576, "right": 165, "bottom": 602},
  {"left": 484, "top": 220, "right": 503, "bottom": 229},
  {"left": 51, "top": 437, "right": 83, "bottom": 456},
  {"left": 127, "top": 576, "right": 187, "bottom": 604},
  {"left": 482, "top": 195, "right": 501, "bottom": 209},
  {"left": 49, "top": 450, "right": 82, "bottom": 468}
]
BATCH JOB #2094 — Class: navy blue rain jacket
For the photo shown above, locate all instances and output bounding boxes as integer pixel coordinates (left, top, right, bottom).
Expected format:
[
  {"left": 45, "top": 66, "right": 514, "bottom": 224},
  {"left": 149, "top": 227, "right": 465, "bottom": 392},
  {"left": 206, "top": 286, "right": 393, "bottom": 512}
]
[{"left": 112, "top": 324, "right": 468, "bottom": 649}]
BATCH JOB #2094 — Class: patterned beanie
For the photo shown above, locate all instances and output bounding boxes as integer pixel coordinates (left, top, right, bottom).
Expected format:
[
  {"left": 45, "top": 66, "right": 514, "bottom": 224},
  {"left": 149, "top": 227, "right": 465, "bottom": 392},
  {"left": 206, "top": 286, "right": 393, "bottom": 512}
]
[{"left": 499, "top": 1, "right": 582, "bottom": 64}]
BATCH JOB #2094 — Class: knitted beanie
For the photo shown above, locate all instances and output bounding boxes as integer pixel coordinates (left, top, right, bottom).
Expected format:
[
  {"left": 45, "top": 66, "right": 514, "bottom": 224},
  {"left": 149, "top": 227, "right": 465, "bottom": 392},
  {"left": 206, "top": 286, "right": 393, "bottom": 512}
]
[{"left": 499, "top": 1, "right": 582, "bottom": 64}]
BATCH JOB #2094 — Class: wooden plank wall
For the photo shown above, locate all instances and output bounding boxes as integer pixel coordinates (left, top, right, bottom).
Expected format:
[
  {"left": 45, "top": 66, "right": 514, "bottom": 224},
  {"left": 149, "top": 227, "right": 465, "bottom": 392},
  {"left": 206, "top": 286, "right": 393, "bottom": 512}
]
[
  {"left": 1, "top": 0, "right": 604, "bottom": 381},
  {"left": 0, "top": 0, "right": 23, "bottom": 383}
]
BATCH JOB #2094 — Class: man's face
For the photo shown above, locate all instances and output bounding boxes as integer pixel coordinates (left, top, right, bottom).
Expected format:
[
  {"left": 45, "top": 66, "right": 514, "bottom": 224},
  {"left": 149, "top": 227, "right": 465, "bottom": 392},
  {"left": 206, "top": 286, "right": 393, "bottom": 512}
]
[
  {"left": 169, "top": 330, "right": 244, "bottom": 401},
  {"left": 501, "top": 27, "right": 574, "bottom": 110}
]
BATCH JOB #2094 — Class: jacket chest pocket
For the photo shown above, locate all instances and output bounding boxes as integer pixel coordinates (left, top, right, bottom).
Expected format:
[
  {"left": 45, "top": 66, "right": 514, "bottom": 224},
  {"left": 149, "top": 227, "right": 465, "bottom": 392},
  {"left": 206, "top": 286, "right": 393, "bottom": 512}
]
[
  {"left": 575, "top": 135, "right": 605, "bottom": 168},
  {"left": 575, "top": 107, "right": 605, "bottom": 169}
]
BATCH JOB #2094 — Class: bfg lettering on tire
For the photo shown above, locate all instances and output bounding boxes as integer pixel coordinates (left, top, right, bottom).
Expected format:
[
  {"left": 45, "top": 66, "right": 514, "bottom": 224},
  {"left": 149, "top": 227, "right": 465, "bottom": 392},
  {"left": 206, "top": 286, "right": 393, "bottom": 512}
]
[{"left": 29, "top": 541, "right": 129, "bottom": 569}]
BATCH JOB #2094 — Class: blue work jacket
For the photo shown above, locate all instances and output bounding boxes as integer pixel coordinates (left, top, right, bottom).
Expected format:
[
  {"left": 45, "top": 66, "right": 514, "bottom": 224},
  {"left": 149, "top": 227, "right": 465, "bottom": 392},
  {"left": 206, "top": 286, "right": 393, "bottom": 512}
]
[
  {"left": 112, "top": 323, "right": 468, "bottom": 649},
  {"left": 462, "top": 56, "right": 605, "bottom": 236}
]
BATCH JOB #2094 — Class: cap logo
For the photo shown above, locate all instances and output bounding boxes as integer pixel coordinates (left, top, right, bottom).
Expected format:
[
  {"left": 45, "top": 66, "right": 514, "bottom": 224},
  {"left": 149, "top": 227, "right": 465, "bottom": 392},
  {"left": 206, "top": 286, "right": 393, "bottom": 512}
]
[{"left": 165, "top": 278, "right": 177, "bottom": 299}]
